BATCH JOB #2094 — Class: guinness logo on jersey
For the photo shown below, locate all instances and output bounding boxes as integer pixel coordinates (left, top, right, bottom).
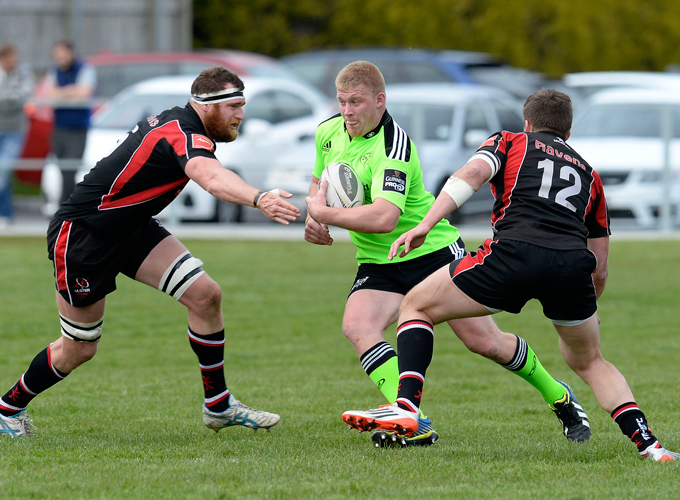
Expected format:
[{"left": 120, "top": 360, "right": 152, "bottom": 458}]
[
  {"left": 192, "top": 134, "right": 215, "bottom": 152},
  {"left": 383, "top": 168, "right": 407, "bottom": 194}
]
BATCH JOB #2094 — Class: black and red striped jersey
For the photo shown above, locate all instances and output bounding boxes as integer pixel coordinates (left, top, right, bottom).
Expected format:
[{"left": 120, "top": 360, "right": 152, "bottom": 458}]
[
  {"left": 478, "top": 130, "right": 610, "bottom": 250},
  {"left": 55, "top": 103, "right": 217, "bottom": 236}
]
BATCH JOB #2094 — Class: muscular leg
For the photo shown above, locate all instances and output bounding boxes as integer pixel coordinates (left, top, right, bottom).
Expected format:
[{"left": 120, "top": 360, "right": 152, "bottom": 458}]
[
  {"left": 554, "top": 315, "right": 633, "bottom": 413},
  {"left": 134, "top": 236, "right": 223, "bottom": 334},
  {"left": 51, "top": 294, "right": 104, "bottom": 373},
  {"left": 400, "top": 266, "right": 570, "bottom": 411},
  {"left": 0, "top": 293, "right": 103, "bottom": 421},
  {"left": 135, "top": 235, "right": 231, "bottom": 413},
  {"left": 343, "top": 290, "right": 403, "bottom": 402},
  {"left": 554, "top": 314, "right": 676, "bottom": 455}
]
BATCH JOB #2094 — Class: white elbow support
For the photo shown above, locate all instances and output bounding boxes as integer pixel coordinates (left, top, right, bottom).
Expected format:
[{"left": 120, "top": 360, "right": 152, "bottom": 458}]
[
  {"left": 60, "top": 315, "right": 103, "bottom": 342},
  {"left": 158, "top": 251, "right": 205, "bottom": 300},
  {"left": 441, "top": 176, "right": 476, "bottom": 207}
]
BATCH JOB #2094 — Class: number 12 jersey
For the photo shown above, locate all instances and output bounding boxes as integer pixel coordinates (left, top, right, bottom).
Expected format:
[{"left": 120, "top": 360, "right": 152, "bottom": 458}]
[{"left": 478, "top": 131, "right": 610, "bottom": 250}]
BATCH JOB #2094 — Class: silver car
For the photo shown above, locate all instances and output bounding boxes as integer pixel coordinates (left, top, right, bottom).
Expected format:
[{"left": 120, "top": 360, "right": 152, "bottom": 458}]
[{"left": 568, "top": 88, "right": 680, "bottom": 227}]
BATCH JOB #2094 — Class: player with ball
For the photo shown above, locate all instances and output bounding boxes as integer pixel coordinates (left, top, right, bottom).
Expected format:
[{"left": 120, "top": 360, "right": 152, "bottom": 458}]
[{"left": 305, "top": 61, "right": 590, "bottom": 447}]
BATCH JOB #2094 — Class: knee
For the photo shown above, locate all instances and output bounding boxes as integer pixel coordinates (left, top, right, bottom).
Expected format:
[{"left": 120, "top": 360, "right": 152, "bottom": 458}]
[
  {"left": 342, "top": 319, "right": 363, "bottom": 346},
  {"left": 58, "top": 340, "right": 98, "bottom": 373},
  {"left": 74, "top": 342, "right": 98, "bottom": 364},
  {"left": 187, "top": 279, "right": 222, "bottom": 314}
]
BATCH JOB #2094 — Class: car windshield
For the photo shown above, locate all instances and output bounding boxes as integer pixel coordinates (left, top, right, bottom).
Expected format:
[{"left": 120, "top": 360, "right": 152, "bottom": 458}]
[
  {"left": 571, "top": 104, "right": 680, "bottom": 138},
  {"left": 94, "top": 94, "right": 189, "bottom": 129},
  {"left": 242, "top": 63, "right": 300, "bottom": 80},
  {"left": 95, "top": 63, "right": 212, "bottom": 99},
  {"left": 389, "top": 104, "right": 455, "bottom": 142},
  {"left": 467, "top": 65, "right": 543, "bottom": 98}
]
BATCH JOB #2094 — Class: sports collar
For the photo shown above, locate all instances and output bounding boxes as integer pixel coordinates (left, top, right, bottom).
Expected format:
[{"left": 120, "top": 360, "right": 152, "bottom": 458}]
[{"left": 344, "top": 110, "right": 392, "bottom": 140}]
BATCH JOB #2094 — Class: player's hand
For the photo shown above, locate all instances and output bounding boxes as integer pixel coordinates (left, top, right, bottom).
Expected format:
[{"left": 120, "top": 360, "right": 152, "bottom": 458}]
[
  {"left": 305, "top": 180, "right": 329, "bottom": 223},
  {"left": 257, "top": 189, "right": 300, "bottom": 225},
  {"left": 388, "top": 223, "right": 430, "bottom": 260},
  {"left": 304, "top": 216, "right": 333, "bottom": 246}
]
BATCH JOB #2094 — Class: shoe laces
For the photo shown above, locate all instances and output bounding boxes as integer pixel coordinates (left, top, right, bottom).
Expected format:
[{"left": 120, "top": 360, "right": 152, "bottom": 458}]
[
  {"left": 553, "top": 399, "right": 580, "bottom": 426},
  {"left": 18, "top": 413, "right": 36, "bottom": 437}
]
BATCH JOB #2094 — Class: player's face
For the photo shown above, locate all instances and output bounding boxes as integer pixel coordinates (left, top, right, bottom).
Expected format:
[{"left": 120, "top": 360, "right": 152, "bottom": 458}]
[
  {"left": 204, "top": 97, "right": 245, "bottom": 143},
  {"left": 337, "top": 85, "right": 385, "bottom": 138},
  {"left": 53, "top": 45, "right": 75, "bottom": 70}
]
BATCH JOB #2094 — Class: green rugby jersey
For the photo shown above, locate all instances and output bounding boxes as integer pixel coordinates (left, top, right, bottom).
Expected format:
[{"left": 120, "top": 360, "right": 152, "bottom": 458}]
[{"left": 313, "top": 111, "right": 460, "bottom": 264}]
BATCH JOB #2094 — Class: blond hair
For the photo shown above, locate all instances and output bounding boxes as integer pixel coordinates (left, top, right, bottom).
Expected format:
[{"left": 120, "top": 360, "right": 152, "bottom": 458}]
[{"left": 335, "top": 61, "right": 386, "bottom": 95}]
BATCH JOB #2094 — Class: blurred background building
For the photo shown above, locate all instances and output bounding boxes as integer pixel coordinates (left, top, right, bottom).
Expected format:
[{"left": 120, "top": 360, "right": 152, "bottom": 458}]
[{"left": 0, "top": 0, "right": 192, "bottom": 73}]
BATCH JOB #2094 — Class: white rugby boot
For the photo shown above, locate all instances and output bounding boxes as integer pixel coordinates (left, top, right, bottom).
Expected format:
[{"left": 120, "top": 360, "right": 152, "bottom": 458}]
[
  {"left": 202, "top": 395, "right": 280, "bottom": 432},
  {"left": 0, "top": 410, "right": 35, "bottom": 438}
]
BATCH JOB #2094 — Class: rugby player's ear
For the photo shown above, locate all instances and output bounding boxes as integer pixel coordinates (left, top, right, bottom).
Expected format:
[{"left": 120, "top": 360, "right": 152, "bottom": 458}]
[
  {"left": 376, "top": 92, "right": 386, "bottom": 108},
  {"left": 523, "top": 120, "right": 532, "bottom": 133},
  {"left": 565, "top": 130, "right": 571, "bottom": 141}
]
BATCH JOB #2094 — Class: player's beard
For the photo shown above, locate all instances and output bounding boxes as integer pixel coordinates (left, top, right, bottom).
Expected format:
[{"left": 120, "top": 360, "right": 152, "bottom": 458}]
[{"left": 204, "top": 106, "right": 240, "bottom": 143}]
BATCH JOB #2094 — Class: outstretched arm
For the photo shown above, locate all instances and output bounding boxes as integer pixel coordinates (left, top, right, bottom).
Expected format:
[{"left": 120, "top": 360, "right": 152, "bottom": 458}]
[
  {"left": 185, "top": 156, "right": 300, "bottom": 225},
  {"left": 388, "top": 158, "right": 492, "bottom": 260}
]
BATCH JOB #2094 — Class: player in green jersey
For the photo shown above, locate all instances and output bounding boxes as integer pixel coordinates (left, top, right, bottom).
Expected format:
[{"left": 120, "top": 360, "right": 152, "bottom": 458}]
[{"left": 305, "top": 61, "right": 591, "bottom": 447}]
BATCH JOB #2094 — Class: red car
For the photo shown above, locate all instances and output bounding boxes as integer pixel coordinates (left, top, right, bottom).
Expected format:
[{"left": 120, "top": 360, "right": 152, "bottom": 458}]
[{"left": 18, "top": 50, "right": 299, "bottom": 184}]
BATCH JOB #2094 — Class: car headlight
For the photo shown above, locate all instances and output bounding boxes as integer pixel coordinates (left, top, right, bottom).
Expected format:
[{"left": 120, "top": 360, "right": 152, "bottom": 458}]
[
  {"left": 640, "top": 171, "right": 680, "bottom": 183},
  {"left": 640, "top": 171, "right": 661, "bottom": 183}
]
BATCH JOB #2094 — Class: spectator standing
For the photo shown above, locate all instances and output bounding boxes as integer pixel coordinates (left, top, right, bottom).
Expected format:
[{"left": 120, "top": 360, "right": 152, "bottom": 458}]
[
  {"left": 44, "top": 40, "right": 96, "bottom": 204},
  {"left": 0, "top": 43, "right": 34, "bottom": 225}
]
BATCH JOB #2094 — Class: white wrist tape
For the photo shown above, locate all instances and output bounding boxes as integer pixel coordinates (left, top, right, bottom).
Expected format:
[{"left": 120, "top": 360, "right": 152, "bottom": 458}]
[{"left": 441, "top": 176, "right": 476, "bottom": 207}]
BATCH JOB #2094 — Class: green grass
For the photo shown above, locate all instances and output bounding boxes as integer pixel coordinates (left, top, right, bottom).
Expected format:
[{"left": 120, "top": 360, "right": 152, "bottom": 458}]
[{"left": 1, "top": 237, "right": 680, "bottom": 499}]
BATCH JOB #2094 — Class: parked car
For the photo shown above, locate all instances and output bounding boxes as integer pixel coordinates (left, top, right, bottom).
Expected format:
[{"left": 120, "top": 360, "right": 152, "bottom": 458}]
[
  {"left": 280, "top": 48, "right": 547, "bottom": 100},
  {"left": 76, "top": 74, "right": 334, "bottom": 223},
  {"left": 19, "top": 50, "right": 304, "bottom": 185},
  {"left": 266, "top": 83, "right": 524, "bottom": 222},
  {"left": 562, "top": 71, "right": 680, "bottom": 104},
  {"left": 568, "top": 88, "right": 680, "bottom": 227}
]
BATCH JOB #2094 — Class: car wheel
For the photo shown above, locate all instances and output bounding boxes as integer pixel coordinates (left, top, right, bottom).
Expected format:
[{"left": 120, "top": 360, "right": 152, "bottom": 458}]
[{"left": 214, "top": 200, "right": 242, "bottom": 223}]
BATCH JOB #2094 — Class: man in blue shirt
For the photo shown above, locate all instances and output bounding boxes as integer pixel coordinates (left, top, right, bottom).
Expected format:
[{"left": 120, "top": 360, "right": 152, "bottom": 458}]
[{"left": 44, "top": 40, "right": 97, "bottom": 204}]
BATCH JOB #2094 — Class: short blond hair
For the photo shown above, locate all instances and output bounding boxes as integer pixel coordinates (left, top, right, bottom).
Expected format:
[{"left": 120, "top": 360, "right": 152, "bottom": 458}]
[{"left": 335, "top": 61, "right": 386, "bottom": 95}]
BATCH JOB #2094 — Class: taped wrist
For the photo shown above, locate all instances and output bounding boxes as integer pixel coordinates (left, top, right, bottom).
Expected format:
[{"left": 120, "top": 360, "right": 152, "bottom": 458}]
[{"left": 441, "top": 176, "right": 476, "bottom": 207}]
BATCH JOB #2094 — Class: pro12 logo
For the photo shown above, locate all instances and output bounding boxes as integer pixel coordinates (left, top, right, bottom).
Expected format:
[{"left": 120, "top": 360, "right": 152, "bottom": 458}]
[{"left": 382, "top": 169, "right": 407, "bottom": 195}]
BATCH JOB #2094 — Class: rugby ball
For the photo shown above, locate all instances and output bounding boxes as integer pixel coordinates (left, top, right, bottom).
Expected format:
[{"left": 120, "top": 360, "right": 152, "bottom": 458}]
[{"left": 319, "top": 162, "right": 364, "bottom": 208}]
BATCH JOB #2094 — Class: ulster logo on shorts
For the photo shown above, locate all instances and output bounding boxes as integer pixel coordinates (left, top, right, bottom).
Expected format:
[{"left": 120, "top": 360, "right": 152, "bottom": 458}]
[
  {"left": 74, "top": 277, "right": 91, "bottom": 296},
  {"left": 192, "top": 134, "right": 215, "bottom": 152}
]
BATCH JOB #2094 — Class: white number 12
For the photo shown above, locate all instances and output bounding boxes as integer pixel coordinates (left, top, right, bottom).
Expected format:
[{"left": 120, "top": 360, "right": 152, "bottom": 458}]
[{"left": 537, "top": 158, "right": 581, "bottom": 212}]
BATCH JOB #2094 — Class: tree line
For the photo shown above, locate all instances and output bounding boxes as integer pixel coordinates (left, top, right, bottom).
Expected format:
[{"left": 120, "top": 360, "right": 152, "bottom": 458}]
[{"left": 193, "top": 0, "right": 680, "bottom": 76}]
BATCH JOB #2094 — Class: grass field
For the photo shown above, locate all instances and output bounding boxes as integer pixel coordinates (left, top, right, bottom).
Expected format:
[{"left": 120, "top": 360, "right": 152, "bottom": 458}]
[{"left": 1, "top": 236, "right": 679, "bottom": 499}]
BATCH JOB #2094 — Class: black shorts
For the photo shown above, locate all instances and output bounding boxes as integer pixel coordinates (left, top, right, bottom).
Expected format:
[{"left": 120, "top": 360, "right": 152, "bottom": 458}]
[
  {"left": 349, "top": 238, "right": 466, "bottom": 296},
  {"left": 449, "top": 238, "right": 598, "bottom": 323},
  {"left": 47, "top": 217, "right": 171, "bottom": 307}
]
